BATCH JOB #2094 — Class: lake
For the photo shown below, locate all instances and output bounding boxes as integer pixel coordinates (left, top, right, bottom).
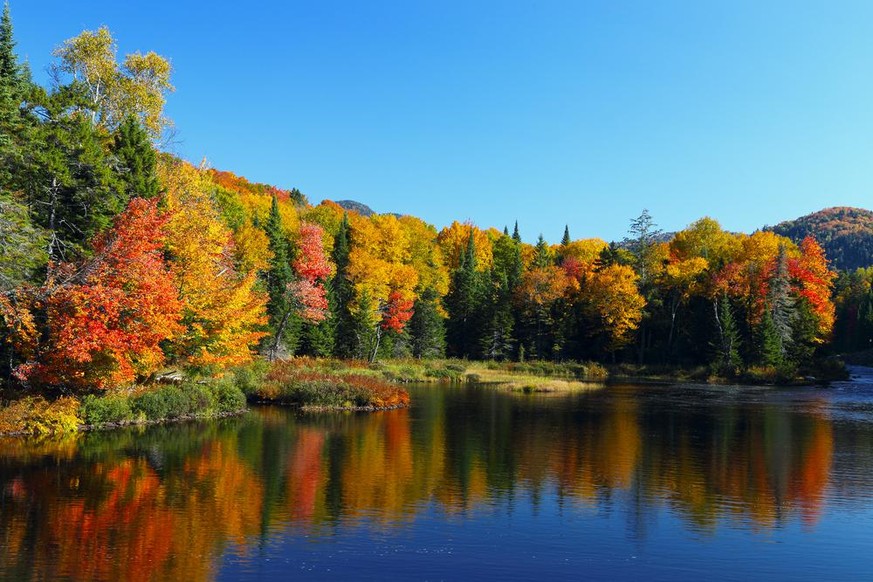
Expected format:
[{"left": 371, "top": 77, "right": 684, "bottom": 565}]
[{"left": 3, "top": 371, "right": 873, "bottom": 581}]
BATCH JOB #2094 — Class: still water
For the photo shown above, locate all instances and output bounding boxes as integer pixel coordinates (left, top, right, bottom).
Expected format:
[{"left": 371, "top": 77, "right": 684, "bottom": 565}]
[{"left": 3, "top": 372, "right": 873, "bottom": 581}]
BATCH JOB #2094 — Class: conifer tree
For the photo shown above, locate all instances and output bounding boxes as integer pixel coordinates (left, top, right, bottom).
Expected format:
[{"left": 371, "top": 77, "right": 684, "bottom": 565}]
[
  {"left": 757, "top": 308, "right": 783, "bottom": 367},
  {"left": 0, "top": 2, "right": 33, "bottom": 191},
  {"left": 769, "top": 245, "right": 795, "bottom": 356},
  {"left": 561, "top": 225, "right": 571, "bottom": 246},
  {"left": 24, "top": 115, "right": 123, "bottom": 262},
  {"left": 113, "top": 116, "right": 159, "bottom": 200},
  {"left": 264, "top": 195, "right": 298, "bottom": 359},
  {"left": 445, "top": 231, "right": 484, "bottom": 358},
  {"left": 712, "top": 295, "right": 740, "bottom": 371},
  {"left": 409, "top": 287, "right": 446, "bottom": 359},
  {"left": 512, "top": 221, "right": 521, "bottom": 243},
  {"left": 533, "top": 234, "right": 552, "bottom": 268},
  {"left": 330, "top": 213, "right": 356, "bottom": 357}
]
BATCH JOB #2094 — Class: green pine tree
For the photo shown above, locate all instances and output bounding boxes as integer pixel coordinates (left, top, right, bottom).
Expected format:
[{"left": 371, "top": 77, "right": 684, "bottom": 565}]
[
  {"left": 264, "top": 194, "right": 299, "bottom": 359},
  {"left": 533, "top": 234, "right": 551, "bottom": 268},
  {"left": 23, "top": 115, "right": 123, "bottom": 262},
  {"left": 757, "top": 308, "right": 783, "bottom": 367},
  {"left": 712, "top": 295, "right": 740, "bottom": 372},
  {"left": 330, "top": 213, "right": 357, "bottom": 358},
  {"left": 445, "top": 231, "right": 485, "bottom": 358},
  {"left": 769, "top": 245, "right": 796, "bottom": 356},
  {"left": 561, "top": 225, "right": 571, "bottom": 246},
  {"left": 113, "top": 116, "right": 159, "bottom": 200},
  {"left": 0, "top": 2, "right": 34, "bottom": 192},
  {"left": 409, "top": 287, "right": 446, "bottom": 359}
]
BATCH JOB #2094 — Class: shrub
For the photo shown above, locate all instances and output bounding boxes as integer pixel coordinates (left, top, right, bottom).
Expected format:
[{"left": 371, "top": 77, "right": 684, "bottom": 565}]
[
  {"left": 132, "top": 385, "right": 189, "bottom": 420},
  {"left": 81, "top": 394, "right": 133, "bottom": 425},
  {"left": 232, "top": 360, "right": 270, "bottom": 396},
  {"left": 0, "top": 396, "right": 81, "bottom": 436},
  {"left": 252, "top": 364, "right": 409, "bottom": 409},
  {"left": 211, "top": 378, "right": 247, "bottom": 413},
  {"left": 425, "top": 366, "right": 462, "bottom": 381}
]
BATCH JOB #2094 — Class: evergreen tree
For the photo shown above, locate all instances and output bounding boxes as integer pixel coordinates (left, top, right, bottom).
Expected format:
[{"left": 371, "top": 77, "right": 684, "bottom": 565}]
[
  {"left": 561, "top": 225, "right": 571, "bottom": 246},
  {"left": 788, "top": 300, "right": 818, "bottom": 366},
  {"left": 445, "top": 231, "right": 485, "bottom": 358},
  {"left": 490, "top": 231, "right": 523, "bottom": 359},
  {"left": 23, "top": 115, "right": 123, "bottom": 262},
  {"left": 512, "top": 221, "right": 521, "bottom": 243},
  {"left": 264, "top": 194, "right": 298, "bottom": 359},
  {"left": 409, "top": 287, "right": 446, "bottom": 359},
  {"left": 0, "top": 3, "right": 16, "bottom": 83},
  {"left": 769, "top": 245, "right": 795, "bottom": 356},
  {"left": 330, "top": 213, "right": 357, "bottom": 357},
  {"left": 299, "top": 318, "right": 335, "bottom": 357},
  {"left": 479, "top": 268, "right": 515, "bottom": 360},
  {"left": 757, "top": 308, "right": 783, "bottom": 367},
  {"left": 113, "top": 116, "right": 159, "bottom": 200},
  {"left": 533, "top": 234, "right": 551, "bottom": 268},
  {"left": 712, "top": 295, "right": 740, "bottom": 371},
  {"left": 0, "top": 2, "right": 34, "bottom": 192}
]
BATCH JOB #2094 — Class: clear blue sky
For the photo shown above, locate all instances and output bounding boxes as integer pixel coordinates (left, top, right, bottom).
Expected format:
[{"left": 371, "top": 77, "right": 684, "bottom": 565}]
[{"left": 11, "top": 1, "right": 873, "bottom": 243}]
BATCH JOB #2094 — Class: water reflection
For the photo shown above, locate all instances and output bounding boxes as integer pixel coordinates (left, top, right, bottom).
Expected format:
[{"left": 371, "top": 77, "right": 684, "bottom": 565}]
[{"left": 1, "top": 383, "right": 872, "bottom": 580}]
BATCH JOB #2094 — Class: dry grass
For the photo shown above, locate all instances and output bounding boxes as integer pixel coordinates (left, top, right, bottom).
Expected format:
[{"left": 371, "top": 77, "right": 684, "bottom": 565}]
[{"left": 465, "top": 366, "right": 605, "bottom": 393}]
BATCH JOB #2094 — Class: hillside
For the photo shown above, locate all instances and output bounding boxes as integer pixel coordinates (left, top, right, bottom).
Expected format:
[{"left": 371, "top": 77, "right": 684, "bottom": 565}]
[
  {"left": 767, "top": 207, "right": 873, "bottom": 272},
  {"left": 335, "top": 200, "right": 375, "bottom": 217}
]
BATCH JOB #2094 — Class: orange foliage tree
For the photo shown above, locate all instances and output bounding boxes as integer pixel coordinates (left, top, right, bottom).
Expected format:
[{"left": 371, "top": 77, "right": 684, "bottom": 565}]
[{"left": 19, "top": 198, "right": 182, "bottom": 389}]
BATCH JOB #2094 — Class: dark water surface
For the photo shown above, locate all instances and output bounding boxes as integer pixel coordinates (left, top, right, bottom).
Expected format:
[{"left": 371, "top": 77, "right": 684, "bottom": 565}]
[{"left": 3, "top": 370, "right": 873, "bottom": 581}]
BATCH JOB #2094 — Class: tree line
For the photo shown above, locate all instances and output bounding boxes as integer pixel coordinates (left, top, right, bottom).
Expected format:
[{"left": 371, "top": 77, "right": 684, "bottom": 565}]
[{"left": 0, "top": 11, "right": 845, "bottom": 392}]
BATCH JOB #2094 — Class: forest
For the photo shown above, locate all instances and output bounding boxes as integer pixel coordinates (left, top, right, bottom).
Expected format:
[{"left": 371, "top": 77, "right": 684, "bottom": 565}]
[{"left": 0, "top": 10, "right": 870, "bottom": 405}]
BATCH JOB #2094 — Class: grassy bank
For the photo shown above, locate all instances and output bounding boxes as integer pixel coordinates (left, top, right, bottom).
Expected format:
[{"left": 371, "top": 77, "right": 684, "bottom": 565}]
[
  {"left": 0, "top": 355, "right": 850, "bottom": 437},
  {"left": 235, "top": 359, "right": 410, "bottom": 410},
  {"left": 464, "top": 361, "right": 608, "bottom": 392},
  {"left": 0, "top": 379, "right": 247, "bottom": 437}
]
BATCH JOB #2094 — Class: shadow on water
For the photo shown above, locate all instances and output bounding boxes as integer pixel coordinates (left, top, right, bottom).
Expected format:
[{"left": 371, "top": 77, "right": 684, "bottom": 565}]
[{"left": 2, "top": 379, "right": 873, "bottom": 580}]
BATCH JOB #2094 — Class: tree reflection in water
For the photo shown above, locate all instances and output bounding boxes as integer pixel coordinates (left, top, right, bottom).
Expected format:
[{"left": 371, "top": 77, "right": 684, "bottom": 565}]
[{"left": 1, "top": 383, "right": 868, "bottom": 581}]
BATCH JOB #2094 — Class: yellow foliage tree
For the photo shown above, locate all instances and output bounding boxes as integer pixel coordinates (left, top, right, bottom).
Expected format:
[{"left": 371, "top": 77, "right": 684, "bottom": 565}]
[
  {"left": 585, "top": 265, "right": 646, "bottom": 353},
  {"left": 437, "top": 221, "right": 493, "bottom": 271},
  {"left": 158, "top": 158, "right": 267, "bottom": 368}
]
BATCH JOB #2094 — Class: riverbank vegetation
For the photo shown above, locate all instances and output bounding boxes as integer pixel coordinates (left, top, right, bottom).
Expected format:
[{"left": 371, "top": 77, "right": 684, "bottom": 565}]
[
  {"left": 0, "top": 7, "right": 859, "bottom": 431},
  {"left": 0, "top": 378, "right": 246, "bottom": 436}
]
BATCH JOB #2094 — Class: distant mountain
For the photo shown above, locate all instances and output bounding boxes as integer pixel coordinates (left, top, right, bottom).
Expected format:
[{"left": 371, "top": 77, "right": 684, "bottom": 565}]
[
  {"left": 335, "top": 200, "right": 375, "bottom": 217},
  {"left": 767, "top": 207, "right": 873, "bottom": 272}
]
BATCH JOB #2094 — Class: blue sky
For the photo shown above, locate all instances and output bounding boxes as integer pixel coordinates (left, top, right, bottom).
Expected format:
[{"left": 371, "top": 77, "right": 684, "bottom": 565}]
[{"left": 11, "top": 1, "right": 873, "bottom": 243}]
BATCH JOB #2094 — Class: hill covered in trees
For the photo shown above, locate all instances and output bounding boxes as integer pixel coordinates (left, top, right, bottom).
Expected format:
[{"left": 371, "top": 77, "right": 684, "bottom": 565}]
[{"left": 767, "top": 207, "right": 873, "bottom": 272}]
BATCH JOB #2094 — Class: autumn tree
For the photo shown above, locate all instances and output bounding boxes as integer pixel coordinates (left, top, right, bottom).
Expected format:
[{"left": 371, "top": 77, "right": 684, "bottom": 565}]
[
  {"left": 159, "top": 157, "right": 267, "bottom": 369},
  {"left": 342, "top": 213, "right": 419, "bottom": 360},
  {"left": 293, "top": 222, "right": 334, "bottom": 356},
  {"left": 583, "top": 264, "right": 646, "bottom": 358},
  {"left": 51, "top": 26, "right": 173, "bottom": 139},
  {"left": 20, "top": 198, "right": 182, "bottom": 390}
]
